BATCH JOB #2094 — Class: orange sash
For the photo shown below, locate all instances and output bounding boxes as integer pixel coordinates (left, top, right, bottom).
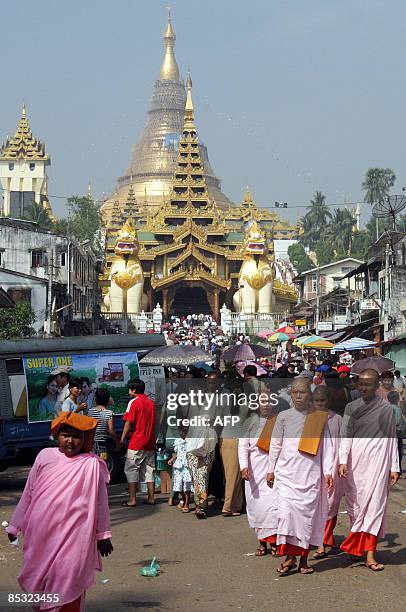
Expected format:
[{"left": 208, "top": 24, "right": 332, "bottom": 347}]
[
  {"left": 256, "top": 416, "right": 277, "bottom": 453},
  {"left": 298, "top": 410, "right": 328, "bottom": 456}
]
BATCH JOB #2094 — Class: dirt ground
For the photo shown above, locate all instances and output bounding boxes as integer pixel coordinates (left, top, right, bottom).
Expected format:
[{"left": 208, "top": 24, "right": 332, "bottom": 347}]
[{"left": 0, "top": 467, "right": 406, "bottom": 612}]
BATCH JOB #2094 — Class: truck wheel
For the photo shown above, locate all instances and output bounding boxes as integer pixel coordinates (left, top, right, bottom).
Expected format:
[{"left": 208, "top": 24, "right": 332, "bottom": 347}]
[{"left": 107, "top": 450, "right": 124, "bottom": 484}]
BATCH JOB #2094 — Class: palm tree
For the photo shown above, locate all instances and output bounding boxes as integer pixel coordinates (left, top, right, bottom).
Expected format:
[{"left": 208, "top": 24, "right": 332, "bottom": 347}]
[
  {"left": 330, "top": 208, "right": 355, "bottom": 255},
  {"left": 306, "top": 191, "right": 332, "bottom": 227},
  {"left": 25, "top": 201, "right": 54, "bottom": 229},
  {"left": 362, "top": 168, "right": 396, "bottom": 206},
  {"left": 299, "top": 191, "right": 331, "bottom": 251}
]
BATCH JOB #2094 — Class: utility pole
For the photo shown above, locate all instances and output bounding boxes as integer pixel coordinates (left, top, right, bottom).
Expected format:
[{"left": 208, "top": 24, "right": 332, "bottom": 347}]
[
  {"left": 45, "top": 248, "right": 54, "bottom": 335},
  {"left": 315, "top": 266, "right": 320, "bottom": 333},
  {"left": 383, "top": 242, "right": 391, "bottom": 340}
]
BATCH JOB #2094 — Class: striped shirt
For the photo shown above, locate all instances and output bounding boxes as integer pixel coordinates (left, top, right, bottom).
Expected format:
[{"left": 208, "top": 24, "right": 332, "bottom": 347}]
[{"left": 87, "top": 407, "right": 113, "bottom": 442}]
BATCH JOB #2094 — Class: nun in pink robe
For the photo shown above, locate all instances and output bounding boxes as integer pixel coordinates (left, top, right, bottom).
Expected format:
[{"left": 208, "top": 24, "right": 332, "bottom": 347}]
[
  {"left": 323, "top": 411, "right": 344, "bottom": 546},
  {"left": 6, "top": 415, "right": 111, "bottom": 612},
  {"left": 267, "top": 406, "right": 334, "bottom": 558},
  {"left": 312, "top": 386, "right": 345, "bottom": 550},
  {"left": 339, "top": 393, "right": 399, "bottom": 558},
  {"left": 238, "top": 416, "right": 276, "bottom": 553}
]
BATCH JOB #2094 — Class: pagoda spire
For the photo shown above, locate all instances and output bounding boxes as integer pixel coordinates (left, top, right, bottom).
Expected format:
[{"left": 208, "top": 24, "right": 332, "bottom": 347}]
[
  {"left": 160, "top": 10, "right": 180, "bottom": 81},
  {"left": 183, "top": 71, "right": 196, "bottom": 133}
]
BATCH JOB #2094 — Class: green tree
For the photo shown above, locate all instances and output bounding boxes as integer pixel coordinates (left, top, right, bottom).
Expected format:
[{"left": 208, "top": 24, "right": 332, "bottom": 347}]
[
  {"left": 362, "top": 168, "right": 396, "bottom": 206},
  {"left": 24, "top": 201, "right": 54, "bottom": 229},
  {"left": 315, "top": 239, "right": 335, "bottom": 266},
  {"left": 350, "top": 230, "right": 370, "bottom": 260},
  {"left": 64, "top": 196, "right": 102, "bottom": 253},
  {"left": 0, "top": 302, "right": 36, "bottom": 340},
  {"left": 299, "top": 191, "right": 331, "bottom": 250},
  {"left": 330, "top": 207, "right": 355, "bottom": 255},
  {"left": 288, "top": 243, "right": 314, "bottom": 274},
  {"left": 365, "top": 215, "right": 392, "bottom": 244}
]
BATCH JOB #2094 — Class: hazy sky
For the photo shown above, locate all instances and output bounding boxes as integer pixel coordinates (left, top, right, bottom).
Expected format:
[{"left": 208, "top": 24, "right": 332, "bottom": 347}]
[{"left": 1, "top": 0, "right": 405, "bottom": 223}]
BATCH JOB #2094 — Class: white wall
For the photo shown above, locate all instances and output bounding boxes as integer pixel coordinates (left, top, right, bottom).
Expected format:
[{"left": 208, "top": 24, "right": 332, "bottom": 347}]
[{"left": 0, "top": 269, "right": 47, "bottom": 332}]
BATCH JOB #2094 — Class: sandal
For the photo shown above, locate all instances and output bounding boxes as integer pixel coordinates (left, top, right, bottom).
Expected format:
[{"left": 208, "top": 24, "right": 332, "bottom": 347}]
[
  {"left": 121, "top": 501, "right": 137, "bottom": 507},
  {"left": 255, "top": 546, "right": 267, "bottom": 556},
  {"left": 178, "top": 501, "right": 185, "bottom": 509},
  {"left": 313, "top": 551, "right": 327, "bottom": 559},
  {"left": 366, "top": 562, "right": 384, "bottom": 572},
  {"left": 195, "top": 509, "right": 207, "bottom": 519},
  {"left": 277, "top": 561, "right": 297, "bottom": 576},
  {"left": 182, "top": 507, "right": 190, "bottom": 513},
  {"left": 299, "top": 566, "right": 315, "bottom": 574},
  {"left": 270, "top": 545, "right": 278, "bottom": 556}
]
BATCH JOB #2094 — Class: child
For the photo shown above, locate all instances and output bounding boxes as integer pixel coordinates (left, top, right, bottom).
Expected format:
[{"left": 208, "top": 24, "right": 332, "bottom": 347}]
[
  {"left": 88, "top": 387, "right": 118, "bottom": 461},
  {"left": 61, "top": 378, "right": 88, "bottom": 414},
  {"left": 6, "top": 412, "right": 113, "bottom": 611},
  {"left": 168, "top": 428, "right": 192, "bottom": 513}
]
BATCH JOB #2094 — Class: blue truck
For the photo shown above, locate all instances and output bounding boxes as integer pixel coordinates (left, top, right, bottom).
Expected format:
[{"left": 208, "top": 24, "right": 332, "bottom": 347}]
[{"left": 0, "top": 333, "right": 166, "bottom": 480}]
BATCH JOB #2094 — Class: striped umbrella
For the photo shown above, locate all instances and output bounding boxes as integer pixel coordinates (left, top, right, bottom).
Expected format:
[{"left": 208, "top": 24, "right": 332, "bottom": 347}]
[
  {"left": 333, "top": 338, "right": 376, "bottom": 352},
  {"left": 296, "top": 335, "right": 321, "bottom": 346}
]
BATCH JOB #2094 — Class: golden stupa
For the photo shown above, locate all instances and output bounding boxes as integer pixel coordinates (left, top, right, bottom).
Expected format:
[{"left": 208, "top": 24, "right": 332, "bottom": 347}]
[{"left": 100, "top": 13, "right": 232, "bottom": 227}]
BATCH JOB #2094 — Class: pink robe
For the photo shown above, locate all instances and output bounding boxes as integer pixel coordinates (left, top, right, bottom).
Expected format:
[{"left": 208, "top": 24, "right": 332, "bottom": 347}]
[
  {"left": 326, "top": 411, "right": 344, "bottom": 519},
  {"left": 238, "top": 417, "right": 275, "bottom": 540},
  {"left": 268, "top": 407, "right": 333, "bottom": 550},
  {"left": 339, "top": 396, "right": 399, "bottom": 540},
  {"left": 6, "top": 448, "right": 111, "bottom": 610}
]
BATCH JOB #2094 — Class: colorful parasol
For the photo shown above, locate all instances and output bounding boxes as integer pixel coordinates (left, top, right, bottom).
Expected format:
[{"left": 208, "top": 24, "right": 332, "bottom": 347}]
[
  {"left": 275, "top": 325, "right": 297, "bottom": 338},
  {"left": 268, "top": 332, "right": 290, "bottom": 343}
]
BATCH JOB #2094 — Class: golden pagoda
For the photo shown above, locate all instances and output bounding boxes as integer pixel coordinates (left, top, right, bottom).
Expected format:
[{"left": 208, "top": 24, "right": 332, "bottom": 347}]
[
  {"left": 101, "top": 76, "right": 298, "bottom": 318},
  {"left": 0, "top": 105, "right": 54, "bottom": 219},
  {"left": 100, "top": 13, "right": 232, "bottom": 228}
]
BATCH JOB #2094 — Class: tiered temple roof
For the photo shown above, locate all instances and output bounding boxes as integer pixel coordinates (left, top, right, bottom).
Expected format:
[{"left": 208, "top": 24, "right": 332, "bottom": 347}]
[{"left": 0, "top": 105, "right": 49, "bottom": 162}]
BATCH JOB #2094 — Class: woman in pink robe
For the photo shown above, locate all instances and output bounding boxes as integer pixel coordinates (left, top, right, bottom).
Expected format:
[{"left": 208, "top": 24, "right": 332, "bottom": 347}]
[
  {"left": 312, "top": 386, "right": 344, "bottom": 558},
  {"left": 238, "top": 415, "right": 277, "bottom": 556},
  {"left": 6, "top": 412, "right": 113, "bottom": 611},
  {"left": 266, "top": 379, "right": 333, "bottom": 575}
]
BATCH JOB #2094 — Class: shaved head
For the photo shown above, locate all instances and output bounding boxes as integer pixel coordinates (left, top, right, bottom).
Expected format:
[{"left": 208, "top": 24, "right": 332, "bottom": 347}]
[
  {"left": 358, "top": 369, "right": 380, "bottom": 381},
  {"left": 290, "top": 377, "right": 312, "bottom": 412},
  {"left": 357, "top": 368, "right": 380, "bottom": 402},
  {"left": 291, "top": 377, "right": 311, "bottom": 391}
]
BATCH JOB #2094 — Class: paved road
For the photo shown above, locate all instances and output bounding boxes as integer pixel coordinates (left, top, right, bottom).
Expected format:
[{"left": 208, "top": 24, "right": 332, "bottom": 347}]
[{"left": 1, "top": 467, "right": 406, "bottom": 612}]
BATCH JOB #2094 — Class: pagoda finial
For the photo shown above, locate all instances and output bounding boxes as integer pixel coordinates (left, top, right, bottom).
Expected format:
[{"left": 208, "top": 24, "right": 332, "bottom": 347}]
[
  {"left": 87, "top": 180, "right": 93, "bottom": 199},
  {"left": 160, "top": 10, "right": 180, "bottom": 81},
  {"left": 22, "top": 103, "right": 26, "bottom": 118},
  {"left": 183, "top": 71, "right": 196, "bottom": 131}
]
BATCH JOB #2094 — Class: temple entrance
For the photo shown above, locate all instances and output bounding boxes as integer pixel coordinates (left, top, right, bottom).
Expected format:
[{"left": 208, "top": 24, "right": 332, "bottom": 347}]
[{"left": 170, "top": 286, "right": 211, "bottom": 316}]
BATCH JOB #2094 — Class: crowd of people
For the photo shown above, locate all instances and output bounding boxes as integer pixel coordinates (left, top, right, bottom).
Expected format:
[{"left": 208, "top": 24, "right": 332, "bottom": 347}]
[{"left": 5, "top": 337, "right": 406, "bottom": 608}]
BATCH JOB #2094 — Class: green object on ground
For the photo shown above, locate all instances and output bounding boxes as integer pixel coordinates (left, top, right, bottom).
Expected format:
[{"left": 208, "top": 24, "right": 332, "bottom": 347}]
[{"left": 139, "top": 557, "right": 161, "bottom": 577}]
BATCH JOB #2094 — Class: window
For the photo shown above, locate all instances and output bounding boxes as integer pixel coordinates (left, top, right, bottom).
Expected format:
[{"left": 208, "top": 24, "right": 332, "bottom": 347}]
[
  {"left": 310, "top": 275, "right": 317, "bottom": 293},
  {"left": 60, "top": 252, "right": 66, "bottom": 266},
  {"left": 29, "top": 163, "right": 35, "bottom": 171},
  {"left": 31, "top": 250, "right": 45, "bottom": 268},
  {"left": 8, "top": 163, "right": 14, "bottom": 171},
  {"left": 0, "top": 250, "right": 3, "bottom": 267}
]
